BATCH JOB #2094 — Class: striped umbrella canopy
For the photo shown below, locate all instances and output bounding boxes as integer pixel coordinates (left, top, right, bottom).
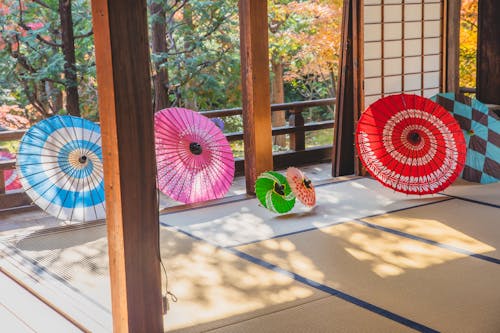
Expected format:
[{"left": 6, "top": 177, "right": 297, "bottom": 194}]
[
  {"left": 431, "top": 92, "right": 499, "bottom": 183},
  {"left": 16, "top": 115, "right": 105, "bottom": 222},
  {"left": 255, "top": 171, "right": 296, "bottom": 214}
]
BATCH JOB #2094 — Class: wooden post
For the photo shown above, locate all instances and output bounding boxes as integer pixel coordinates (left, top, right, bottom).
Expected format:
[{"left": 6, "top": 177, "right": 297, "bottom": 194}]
[
  {"left": 90, "top": 1, "right": 163, "bottom": 332},
  {"left": 239, "top": 0, "right": 273, "bottom": 194},
  {"left": 332, "top": 0, "right": 363, "bottom": 177},
  {"left": 477, "top": 0, "right": 500, "bottom": 104},
  {"left": 289, "top": 108, "right": 305, "bottom": 151},
  {"left": 0, "top": 170, "right": 5, "bottom": 194},
  {"left": 444, "top": 0, "right": 461, "bottom": 92}
]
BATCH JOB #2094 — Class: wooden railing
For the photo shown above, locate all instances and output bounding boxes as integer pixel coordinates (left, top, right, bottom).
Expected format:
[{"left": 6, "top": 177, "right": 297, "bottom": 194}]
[
  {"left": 458, "top": 86, "right": 476, "bottom": 96},
  {"left": 0, "top": 130, "right": 32, "bottom": 210},
  {"left": 200, "top": 98, "right": 335, "bottom": 175},
  {"left": 0, "top": 98, "right": 335, "bottom": 210}
]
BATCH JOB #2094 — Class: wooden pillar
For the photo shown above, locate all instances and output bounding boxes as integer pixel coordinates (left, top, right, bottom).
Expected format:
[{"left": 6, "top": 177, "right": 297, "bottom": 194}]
[
  {"left": 477, "top": 0, "right": 500, "bottom": 104},
  {"left": 91, "top": 1, "right": 163, "bottom": 332},
  {"left": 444, "top": 0, "right": 461, "bottom": 92},
  {"left": 239, "top": 0, "right": 273, "bottom": 194},
  {"left": 332, "top": 0, "right": 363, "bottom": 177}
]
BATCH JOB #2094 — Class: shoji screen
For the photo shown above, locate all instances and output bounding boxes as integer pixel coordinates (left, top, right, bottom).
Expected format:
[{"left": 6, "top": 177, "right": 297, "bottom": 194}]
[{"left": 363, "top": 0, "right": 444, "bottom": 107}]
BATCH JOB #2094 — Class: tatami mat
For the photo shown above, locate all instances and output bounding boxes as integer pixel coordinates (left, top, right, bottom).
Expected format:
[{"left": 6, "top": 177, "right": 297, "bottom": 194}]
[
  {"left": 441, "top": 178, "right": 500, "bottom": 207},
  {"left": 160, "top": 178, "right": 446, "bottom": 248},
  {"left": 2, "top": 175, "right": 499, "bottom": 332},
  {"left": 237, "top": 213, "right": 500, "bottom": 332},
  {"left": 199, "top": 295, "right": 414, "bottom": 333},
  {"left": 3, "top": 225, "right": 347, "bottom": 332},
  {"left": 361, "top": 199, "right": 500, "bottom": 259}
]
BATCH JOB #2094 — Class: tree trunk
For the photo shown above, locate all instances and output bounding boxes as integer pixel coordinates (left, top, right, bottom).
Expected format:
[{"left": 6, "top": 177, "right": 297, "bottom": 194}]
[
  {"left": 151, "top": 1, "right": 169, "bottom": 111},
  {"left": 183, "top": 3, "right": 197, "bottom": 110},
  {"left": 45, "top": 81, "right": 63, "bottom": 114},
  {"left": 271, "top": 60, "right": 286, "bottom": 147},
  {"left": 59, "top": 0, "right": 80, "bottom": 116}
]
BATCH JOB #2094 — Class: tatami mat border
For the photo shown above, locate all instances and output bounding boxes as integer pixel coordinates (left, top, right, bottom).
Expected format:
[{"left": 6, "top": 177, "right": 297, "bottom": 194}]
[
  {"left": 0, "top": 243, "right": 111, "bottom": 314},
  {"left": 159, "top": 176, "right": 363, "bottom": 216},
  {"left": 439, "top": 193, "right": 500, "bottom": 209},
  {"left": 229, "top": 197, "right": 453, "bottom": 248},
  {"left": 161, "top": 222, "right": 439, "bottom": 333},
  {"left": 353, "top": 219, "right": 500, "bottom": 265}
]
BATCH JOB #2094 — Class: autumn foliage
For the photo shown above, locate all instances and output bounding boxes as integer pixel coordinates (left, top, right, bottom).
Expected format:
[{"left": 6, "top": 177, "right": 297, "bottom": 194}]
[{"left": 460, "top": 0, "right": 478, "bottom": 89}]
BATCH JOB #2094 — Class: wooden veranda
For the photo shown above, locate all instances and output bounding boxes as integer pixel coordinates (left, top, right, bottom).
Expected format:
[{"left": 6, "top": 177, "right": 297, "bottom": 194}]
[{"left": 0, "top": 1, "right": 499, "bottom": 332}]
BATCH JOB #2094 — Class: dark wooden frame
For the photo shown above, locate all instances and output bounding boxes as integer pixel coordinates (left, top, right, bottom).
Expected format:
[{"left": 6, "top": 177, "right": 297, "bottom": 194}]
[
  {"left": 444, "top": 0, "right": 461, "bottom": 92},
  {"left": 332, "top": 0, "right": 363, "bottom": 177},
  {"left": 477, "top": 0, "right": 500, "bottom": 105}
]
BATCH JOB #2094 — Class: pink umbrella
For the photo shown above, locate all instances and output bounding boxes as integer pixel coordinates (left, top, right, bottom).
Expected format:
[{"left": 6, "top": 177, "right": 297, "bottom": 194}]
[
  {"left": 286, "top": 167, "right": 316, "bottom": 207},
  {"left": 155, "top": 108, "right": 235, "bottom": 204},
  {"left": 0, "top": 150, "right": 22, "bottom": 191}
]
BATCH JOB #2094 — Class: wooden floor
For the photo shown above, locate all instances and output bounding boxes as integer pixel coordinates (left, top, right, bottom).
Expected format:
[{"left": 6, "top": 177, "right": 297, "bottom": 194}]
[
  {"left": 1, "top": 164, "right": 499, "bottom": 333},
  {"left": 0, "top": 270, "right": 83, "bottom": 332}
]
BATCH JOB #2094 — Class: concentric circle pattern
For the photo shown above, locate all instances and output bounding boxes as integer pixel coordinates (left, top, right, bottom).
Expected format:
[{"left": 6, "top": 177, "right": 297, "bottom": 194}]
[
  {"left": 155, "top": 108, "right": 235, "bottom": 204},
  {"left": 255, "top": 171, "right": 295, "bottom": 214},
  {"left": 16, "top": 115, "right": 105, "bottom": 221},
  {"left": 356, "top": 94, "right": 466, "bottom": 194}
]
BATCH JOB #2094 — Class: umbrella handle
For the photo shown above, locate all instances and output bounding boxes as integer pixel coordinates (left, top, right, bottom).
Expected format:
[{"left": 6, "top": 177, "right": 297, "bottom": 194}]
[
  {"left": 273, "top": 182, "right": 285, "bottom": 196},
  {"left": 189, "top": 142, "right": 203, "bottom": 155}
]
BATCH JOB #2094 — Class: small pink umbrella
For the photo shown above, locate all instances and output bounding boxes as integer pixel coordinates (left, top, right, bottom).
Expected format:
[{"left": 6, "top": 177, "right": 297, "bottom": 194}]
[
  {"left": 155, "top": 108, "right": 235, "bottom": 204},
  {"left": 286, "top": 167, "right": 316, "bottom": 207},
  {"left": 0, "top": 150, "right": 22, "bottom": 191}
]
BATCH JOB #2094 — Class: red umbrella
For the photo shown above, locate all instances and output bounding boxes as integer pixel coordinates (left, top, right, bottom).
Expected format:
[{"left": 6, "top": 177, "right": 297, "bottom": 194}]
[
  {"left": 155, "top": 108, "right": 235, "bottom": 204},
  {"left": 0, "top": 150, "right": 22, "bottom": 191},
  {"left": 356, "top": 94, "right": 466, "bottom": 194}
]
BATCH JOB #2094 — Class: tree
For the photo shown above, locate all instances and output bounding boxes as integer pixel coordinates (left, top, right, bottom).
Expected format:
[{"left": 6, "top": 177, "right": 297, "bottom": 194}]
[
  {"left": 0, "top": 0, "right": 94, "bottom": 120},
  {"left": 148, "top": 0, "right": 241, "bottom": 112},
  {"left": 0, "top": 0, "right": 344, "bottom": 133},
  {"left": 150, "top": 0, "right": 169, "bottom": 111},
  {"left": 268, "top": 0, "right": 342, "bottom": 146}
]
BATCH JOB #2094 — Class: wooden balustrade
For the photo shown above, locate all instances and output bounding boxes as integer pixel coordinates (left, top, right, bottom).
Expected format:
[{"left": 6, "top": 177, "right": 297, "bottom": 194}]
[
  {"left": 0, "top": 130, "right": 32, "bottom": 210},
  {"left": 0, "top": 130, "right": 23, "bottom": 197},
  {"left": 201, "top": 98, "right": 335, "bottom": 175},
  {"left": 0, "top": 98, "right": 335, "bottom": 210}
]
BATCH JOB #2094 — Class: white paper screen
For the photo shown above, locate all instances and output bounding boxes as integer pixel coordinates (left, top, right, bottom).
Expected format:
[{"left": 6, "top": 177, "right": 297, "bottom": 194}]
[{"left": 363, "top": 0, "right": 443, "bottom": 107}]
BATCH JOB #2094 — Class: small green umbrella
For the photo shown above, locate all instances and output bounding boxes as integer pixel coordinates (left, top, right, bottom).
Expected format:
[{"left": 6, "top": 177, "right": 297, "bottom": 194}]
[{"left": 255, "top": 171, "right": 296, "bottom": 214}]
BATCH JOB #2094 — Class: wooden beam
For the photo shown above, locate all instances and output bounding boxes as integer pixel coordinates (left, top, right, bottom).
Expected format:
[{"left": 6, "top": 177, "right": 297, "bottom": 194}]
[
  {"left": 239, "top": 0, "right": 273, "bottom": 194},
  {"left": 444, "top": 0, "right": 461, "bottom": 92},
  {"left": 477, "top": 0, "right": 500, "bottom": 104},
  {"left": 332, "top": 0, "right": 363, "bottom": 177},
  {"left": 0, "top": 192, "right": 32, "bottom": 210},
  {"left": 90, "top": 1, "right": 163, "bottom": 332}
]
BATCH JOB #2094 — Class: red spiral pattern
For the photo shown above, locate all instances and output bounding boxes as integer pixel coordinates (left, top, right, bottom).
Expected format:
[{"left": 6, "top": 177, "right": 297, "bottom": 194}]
[{"left": 356, "top": 94, "right": 466, "bottom": 194}]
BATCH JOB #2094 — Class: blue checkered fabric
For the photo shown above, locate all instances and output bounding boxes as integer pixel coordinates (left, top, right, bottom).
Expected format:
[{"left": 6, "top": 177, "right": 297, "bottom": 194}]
[{"left": 431, "top": 92, "right": 500, "bottom": 184}]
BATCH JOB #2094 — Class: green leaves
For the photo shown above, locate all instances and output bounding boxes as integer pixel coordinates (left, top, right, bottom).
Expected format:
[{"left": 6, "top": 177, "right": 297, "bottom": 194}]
[
  {"left": 0, "top": 0, "right": 94, "bottom": 119},
  {"left": 1, "top": 0, "right": 342, "bottom": 124}
]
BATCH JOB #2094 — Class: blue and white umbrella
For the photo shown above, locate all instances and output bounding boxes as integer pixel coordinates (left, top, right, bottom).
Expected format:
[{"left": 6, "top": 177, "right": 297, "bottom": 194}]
[{"left": 16, "top": 115, "right": 105, "bottom": 222}]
